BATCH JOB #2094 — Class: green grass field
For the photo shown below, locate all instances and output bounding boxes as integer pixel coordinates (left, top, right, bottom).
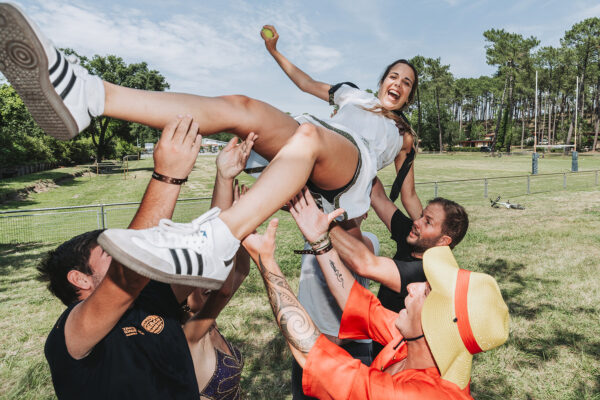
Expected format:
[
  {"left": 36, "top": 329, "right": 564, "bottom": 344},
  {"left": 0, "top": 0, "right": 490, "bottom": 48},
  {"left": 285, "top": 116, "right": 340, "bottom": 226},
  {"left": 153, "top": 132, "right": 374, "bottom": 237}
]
[{"left": 1, "top": 153, "right": 599, "bottom": 399}]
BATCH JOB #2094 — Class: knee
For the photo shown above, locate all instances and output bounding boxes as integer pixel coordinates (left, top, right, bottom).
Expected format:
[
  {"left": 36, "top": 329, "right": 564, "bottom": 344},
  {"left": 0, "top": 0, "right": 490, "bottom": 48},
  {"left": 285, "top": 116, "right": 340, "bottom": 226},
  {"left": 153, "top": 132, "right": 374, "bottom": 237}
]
[
  {"left": 220, "top": 94, "right": 254, "bottom": 111},
  {"left": 291, "top": 123, "right": 322, "bottom": 145}
]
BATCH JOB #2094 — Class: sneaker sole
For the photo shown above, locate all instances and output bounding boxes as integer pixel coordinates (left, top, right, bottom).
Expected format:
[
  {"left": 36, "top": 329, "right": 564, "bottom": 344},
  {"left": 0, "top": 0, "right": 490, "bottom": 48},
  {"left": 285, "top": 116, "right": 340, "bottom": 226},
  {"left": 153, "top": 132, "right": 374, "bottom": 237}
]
[
  {"left": 0, "top": 3, "right": 78, "bottom": 140},
  {"left": 97, "top": 232, "right": 226, "bottom": 290}
]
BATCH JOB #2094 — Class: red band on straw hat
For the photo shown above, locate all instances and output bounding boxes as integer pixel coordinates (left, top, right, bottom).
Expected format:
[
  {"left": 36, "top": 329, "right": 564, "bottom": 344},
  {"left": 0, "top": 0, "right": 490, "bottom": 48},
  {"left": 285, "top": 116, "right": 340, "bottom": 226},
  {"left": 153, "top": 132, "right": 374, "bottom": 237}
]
[{"left": 455, "top": 269, "right": 483, "bottom": 355}]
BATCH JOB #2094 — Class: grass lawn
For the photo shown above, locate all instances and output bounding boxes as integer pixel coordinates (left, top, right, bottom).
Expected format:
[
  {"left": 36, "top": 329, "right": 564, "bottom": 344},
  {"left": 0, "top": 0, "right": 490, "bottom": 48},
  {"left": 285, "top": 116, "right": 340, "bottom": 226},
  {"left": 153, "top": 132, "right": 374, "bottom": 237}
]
[{"left": 0, "top": 153, "right": 599, "bottom": 399}]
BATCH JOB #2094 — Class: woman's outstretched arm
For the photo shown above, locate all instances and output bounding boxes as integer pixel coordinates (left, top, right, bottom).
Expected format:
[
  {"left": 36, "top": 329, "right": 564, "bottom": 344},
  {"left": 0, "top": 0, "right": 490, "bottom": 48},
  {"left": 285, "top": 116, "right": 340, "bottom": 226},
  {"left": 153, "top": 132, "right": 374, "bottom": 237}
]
[{"left": 262, "top": 25, "right": 331, "bottom": 102}]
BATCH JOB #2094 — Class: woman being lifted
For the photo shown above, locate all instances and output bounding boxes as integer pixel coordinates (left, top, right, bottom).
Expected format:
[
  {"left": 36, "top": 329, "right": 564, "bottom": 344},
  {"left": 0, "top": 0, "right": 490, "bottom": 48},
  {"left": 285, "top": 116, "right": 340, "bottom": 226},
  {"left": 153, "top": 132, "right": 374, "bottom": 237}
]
[{"left": 0, "top": 4, "right": 422, "bottom": 287}]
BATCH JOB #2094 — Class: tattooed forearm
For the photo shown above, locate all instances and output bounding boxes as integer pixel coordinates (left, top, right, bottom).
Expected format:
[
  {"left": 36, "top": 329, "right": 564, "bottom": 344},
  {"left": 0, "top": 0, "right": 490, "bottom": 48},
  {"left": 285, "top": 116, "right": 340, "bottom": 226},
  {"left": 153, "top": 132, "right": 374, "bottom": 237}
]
[
  {"left": 329, "top": 260, "right": 344, "bottom": 288},
  {"left": 258, "top": 255, "right": 321, "bottom": 353}
]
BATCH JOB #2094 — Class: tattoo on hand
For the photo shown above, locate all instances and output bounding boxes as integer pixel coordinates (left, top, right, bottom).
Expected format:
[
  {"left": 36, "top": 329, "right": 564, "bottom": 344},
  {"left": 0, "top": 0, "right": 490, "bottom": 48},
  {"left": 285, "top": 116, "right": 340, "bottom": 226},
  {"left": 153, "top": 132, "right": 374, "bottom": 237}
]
[
  {"left": 258, "top": 256, "right": 320, "bottom": 353},
  {"left": 329, "top": 260, "right": 344, "bottom": 288}
]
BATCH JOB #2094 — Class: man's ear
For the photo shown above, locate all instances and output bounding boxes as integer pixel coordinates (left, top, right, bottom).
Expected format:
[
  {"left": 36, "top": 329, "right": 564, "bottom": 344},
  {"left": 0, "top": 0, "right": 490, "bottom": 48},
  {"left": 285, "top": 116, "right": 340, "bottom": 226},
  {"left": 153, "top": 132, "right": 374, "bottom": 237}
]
[
  {"left": 66, "top": 270, "right": 93, "bottom": 291},
  {"left": 436, "top": 235, "right": 452, "bottom": 248}
]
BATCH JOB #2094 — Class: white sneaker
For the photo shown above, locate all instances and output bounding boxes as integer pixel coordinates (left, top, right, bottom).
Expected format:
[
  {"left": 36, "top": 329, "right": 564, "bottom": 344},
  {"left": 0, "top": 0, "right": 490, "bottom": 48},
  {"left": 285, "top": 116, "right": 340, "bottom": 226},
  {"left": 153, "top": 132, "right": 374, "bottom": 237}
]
[
  {"left": 97, "top": 208, "right": 241, "bottom": 289},
  {"left": 0, "top": 3, "right": 104, "bottom": 140}
]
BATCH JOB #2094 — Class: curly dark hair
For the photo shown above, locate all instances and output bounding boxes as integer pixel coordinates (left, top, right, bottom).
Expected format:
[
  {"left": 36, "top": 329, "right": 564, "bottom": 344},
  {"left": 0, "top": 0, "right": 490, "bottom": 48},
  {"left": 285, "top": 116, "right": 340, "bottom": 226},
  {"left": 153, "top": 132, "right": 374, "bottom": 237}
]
[
  {"left": 428, "top": 198, "right": 469, "bottom": 249},
  {"left": 37, "top": 230, "right": 104, "bottom": 305}
]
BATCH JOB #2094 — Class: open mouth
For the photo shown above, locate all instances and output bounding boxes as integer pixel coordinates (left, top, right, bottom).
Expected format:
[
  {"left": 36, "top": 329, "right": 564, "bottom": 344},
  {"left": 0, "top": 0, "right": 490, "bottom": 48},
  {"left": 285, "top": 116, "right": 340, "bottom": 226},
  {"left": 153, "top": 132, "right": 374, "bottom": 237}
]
[
  {"left": 409, "top": 225, "right": 419, "bottom": 238},
  {"left": 387, "top": 89, "right": 400, "bottom": 100}
]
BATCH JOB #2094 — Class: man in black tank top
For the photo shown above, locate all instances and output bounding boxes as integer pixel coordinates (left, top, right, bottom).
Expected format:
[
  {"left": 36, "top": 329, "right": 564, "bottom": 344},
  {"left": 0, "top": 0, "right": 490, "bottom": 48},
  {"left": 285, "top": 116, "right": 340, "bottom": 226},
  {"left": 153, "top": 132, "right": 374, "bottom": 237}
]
[{"left": 330, "top": 178, "right": 469, "bottom": 357}]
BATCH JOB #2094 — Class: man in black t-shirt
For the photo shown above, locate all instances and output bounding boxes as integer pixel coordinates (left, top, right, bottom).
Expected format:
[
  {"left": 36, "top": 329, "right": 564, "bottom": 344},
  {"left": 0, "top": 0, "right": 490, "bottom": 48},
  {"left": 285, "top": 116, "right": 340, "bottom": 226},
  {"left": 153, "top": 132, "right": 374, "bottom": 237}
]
[
  {"left": 38, "top": 117, "right": 255, "bottom": 399},
  {"left": 329, "top": 177, "right": 469, "bottom": 355}
]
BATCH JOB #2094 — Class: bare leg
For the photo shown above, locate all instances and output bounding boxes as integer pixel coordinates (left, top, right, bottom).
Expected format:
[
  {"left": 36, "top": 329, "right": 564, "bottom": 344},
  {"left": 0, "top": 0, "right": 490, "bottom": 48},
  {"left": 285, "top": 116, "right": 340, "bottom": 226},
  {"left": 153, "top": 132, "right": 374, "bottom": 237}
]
[
  {"left": 103, "top": 82, "right": 298, "bottom": 160},
  {"left": 103, "top": 82, "right": 359, "bottom": 239},
  {"left": 220, "top": 123, "right": 359, "bottom": 239}
]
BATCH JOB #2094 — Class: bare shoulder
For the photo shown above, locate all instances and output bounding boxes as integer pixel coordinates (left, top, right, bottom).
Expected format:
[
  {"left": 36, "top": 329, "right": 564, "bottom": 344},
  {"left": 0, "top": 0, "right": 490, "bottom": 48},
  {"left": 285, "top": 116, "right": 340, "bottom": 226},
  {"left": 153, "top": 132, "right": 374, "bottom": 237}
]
[{"left": 401, "top": 132, "right": 414, "bottom": 150}]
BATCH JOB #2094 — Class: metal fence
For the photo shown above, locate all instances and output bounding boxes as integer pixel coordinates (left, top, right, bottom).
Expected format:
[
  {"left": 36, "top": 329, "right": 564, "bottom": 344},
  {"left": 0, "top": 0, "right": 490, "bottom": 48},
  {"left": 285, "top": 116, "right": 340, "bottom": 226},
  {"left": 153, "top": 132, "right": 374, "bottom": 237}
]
[
  {"left": 0, "top": 198, "right": 213, "bottom": 245},
  {"left": 1, "top": 170, "right": 598, "bottom": 245}
]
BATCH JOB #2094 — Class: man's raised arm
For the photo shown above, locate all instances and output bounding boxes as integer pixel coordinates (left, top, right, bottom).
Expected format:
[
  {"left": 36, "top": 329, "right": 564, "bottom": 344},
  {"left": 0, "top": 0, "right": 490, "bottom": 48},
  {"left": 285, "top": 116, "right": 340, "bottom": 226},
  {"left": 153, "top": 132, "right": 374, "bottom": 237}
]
[
  {"left": 293, "top": 187, "right": 402, "bottom": 293},
  {"left": 242, "top": 219, "right": 321, "bottom": 368},
  {"left": 64, "top": 116, "right": 203, "bottom": 359},
  {"left": 330, "top": 222, "right": 402, "bottom": 293}
]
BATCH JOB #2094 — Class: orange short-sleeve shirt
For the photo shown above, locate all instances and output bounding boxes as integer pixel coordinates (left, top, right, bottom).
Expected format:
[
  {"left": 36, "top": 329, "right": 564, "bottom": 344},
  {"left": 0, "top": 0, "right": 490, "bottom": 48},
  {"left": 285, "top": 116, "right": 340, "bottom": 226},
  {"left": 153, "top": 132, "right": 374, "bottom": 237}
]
[{"left": 302, "top": 282, "right": 472, "bottom": 400}]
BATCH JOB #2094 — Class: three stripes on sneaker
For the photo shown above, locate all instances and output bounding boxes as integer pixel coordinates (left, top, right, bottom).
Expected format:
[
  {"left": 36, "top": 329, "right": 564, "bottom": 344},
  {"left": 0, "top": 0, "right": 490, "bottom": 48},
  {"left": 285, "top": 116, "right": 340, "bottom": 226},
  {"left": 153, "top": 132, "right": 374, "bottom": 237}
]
[
  {"left": 168, "top": 249, "right": 235, "bottom": 276},
  {"left": 169, "top": 248, "right": 204, "bottom": 276},
  {"left": 49, "top": 48, "right": 77, "bottom": 100}
]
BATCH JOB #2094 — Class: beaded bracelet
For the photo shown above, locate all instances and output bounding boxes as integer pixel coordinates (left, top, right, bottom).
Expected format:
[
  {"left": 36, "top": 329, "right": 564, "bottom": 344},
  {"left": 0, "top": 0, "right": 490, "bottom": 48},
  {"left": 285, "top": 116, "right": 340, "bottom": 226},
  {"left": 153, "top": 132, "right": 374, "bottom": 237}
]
[
  {"left": 152, "top": 171, "right": 188, "bottom": 185},
  {"left": 293, "top": 242, "right": 333, "bottom": 255}
]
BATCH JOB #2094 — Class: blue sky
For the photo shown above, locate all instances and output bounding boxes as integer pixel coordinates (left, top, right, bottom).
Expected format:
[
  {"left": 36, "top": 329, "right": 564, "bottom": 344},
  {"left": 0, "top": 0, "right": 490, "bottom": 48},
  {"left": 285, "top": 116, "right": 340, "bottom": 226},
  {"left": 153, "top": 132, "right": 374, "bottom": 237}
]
[{"left": 9, "top": 0, "right": 600, "bottom": 117}]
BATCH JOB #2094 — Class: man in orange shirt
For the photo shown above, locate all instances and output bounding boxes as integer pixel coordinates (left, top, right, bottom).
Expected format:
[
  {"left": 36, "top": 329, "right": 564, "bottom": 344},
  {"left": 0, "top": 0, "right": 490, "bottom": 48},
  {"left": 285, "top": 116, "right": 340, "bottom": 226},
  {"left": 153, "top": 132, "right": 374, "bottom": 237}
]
[{"left": 242, "top": 189, "right": 509, "bottom": 399}]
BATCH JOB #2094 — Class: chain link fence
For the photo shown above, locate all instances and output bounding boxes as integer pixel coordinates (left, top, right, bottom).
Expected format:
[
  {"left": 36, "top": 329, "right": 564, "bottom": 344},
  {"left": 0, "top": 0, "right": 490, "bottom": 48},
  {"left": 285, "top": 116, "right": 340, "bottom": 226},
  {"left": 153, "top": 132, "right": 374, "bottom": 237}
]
[{"left": 1, "top": 170, "right": 598, "bottom": 245}]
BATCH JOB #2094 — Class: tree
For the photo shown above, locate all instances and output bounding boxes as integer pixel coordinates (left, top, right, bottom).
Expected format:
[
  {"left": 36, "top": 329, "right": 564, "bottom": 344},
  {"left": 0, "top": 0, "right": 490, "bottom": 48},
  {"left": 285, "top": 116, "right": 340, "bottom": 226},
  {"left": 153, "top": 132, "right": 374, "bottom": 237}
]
[
  {"left": 561, "top": 18, "right": 600, "bottom": 150},
  {"left": 422, "top": 57, "right": 453, "bottom": 152},
  {"left": 484, "top": 29, "right": 539, "bottom": 151},
  {"left": 408, "top": 55, "right": 427, "bottom": 140},
  {"left": 0, "top": 84, "right": 96, "bottom": 166},
  {"left": 63, "top": 50, "right": 169, "bottom": 161}
]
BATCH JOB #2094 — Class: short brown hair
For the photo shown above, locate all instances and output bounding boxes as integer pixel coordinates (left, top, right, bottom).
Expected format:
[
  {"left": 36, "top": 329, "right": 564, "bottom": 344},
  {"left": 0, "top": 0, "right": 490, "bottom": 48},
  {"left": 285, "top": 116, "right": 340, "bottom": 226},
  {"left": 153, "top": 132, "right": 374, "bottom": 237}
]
[
  {"left": 37, "top": 230, "right": 104, "bottom": 305},
  {"left": 428, "top": 198, "right": 468, "bottom": 249}
]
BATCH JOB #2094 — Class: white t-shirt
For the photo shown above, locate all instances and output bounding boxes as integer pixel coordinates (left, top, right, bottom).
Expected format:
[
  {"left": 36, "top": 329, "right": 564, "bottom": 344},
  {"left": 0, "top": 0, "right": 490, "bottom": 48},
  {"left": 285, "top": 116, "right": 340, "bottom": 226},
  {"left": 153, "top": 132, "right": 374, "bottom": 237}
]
[{"left": 326, "top": 84, "right": 404, "bottom": 174}]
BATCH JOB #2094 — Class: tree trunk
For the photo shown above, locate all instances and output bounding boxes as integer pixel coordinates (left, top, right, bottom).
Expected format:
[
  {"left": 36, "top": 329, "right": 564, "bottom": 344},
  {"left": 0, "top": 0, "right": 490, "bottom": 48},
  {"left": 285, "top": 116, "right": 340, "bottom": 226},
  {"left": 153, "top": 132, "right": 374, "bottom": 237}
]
[
  {"left": 491, "top": 77, "right": 508, "bottom": 151},
  {"left": 559, "top": 94, "right": 567, "bottom": 142},
  {"left": 594, "top": 78, "right": 600, "bottom": 152},
  {"left": 593, "top": 118, "right": 599, "bottom": 152},
  {"left": 416, "top": 86, "right": 422, "bottom": 145},
  {"left": 594, "top": 63, "right": 600, "bottom": 151},
  {"left": 551, "top": 99, "right": 558, "bottom": 145},
  {"left": 501, "top": 73, "right": 515, "bottom": 151},
  {"left": 458, "top": 104, "right": 463, "bottom": 135},
  {"left": 521, "top": 101, "right": 526, "bottom": 149},
  {"left": 435, "top": 88, "right": 443, "bottom": 153}
]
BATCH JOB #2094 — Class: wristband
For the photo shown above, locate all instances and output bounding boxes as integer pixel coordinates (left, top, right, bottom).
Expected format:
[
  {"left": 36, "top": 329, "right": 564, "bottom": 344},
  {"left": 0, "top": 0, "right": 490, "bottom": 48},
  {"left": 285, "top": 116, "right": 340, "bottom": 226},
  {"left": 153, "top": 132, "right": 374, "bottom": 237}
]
[
  {"left": 308, "top": 232, "right": 330, "bottom": 248},
  {"left": 313, "top": 242, "right": 333, "bottom": 255},
  {"left": 293, "top": 242, "right": 333, "bottom": 255},
  {"left": 152, "top": 171, "right": 188, "bottom": 185},
  {"left": 312, "top": 239, "right": 331, "bottom": 252}
]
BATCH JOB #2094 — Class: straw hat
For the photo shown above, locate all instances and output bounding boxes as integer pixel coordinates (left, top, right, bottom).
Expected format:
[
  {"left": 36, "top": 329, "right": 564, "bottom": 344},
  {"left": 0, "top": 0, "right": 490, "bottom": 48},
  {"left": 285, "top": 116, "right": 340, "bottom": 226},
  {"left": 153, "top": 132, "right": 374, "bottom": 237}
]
[{"left": 421, "top": 246, "right": 509, "bottom": 389}]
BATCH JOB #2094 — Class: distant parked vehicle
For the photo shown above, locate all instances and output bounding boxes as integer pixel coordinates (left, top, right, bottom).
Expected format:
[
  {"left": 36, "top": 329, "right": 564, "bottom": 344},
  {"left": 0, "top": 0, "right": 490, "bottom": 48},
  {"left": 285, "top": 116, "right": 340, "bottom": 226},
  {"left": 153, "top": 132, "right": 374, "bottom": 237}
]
[{"left": 480, "top": 146, "right": 491, "bottom": 152}]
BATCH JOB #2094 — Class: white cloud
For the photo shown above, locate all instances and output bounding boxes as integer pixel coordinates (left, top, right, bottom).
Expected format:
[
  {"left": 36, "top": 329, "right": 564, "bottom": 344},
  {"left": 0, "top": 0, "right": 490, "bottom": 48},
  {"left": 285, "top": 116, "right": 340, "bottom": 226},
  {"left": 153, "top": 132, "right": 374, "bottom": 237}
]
[
  {"left": 302, "top": 45, "right": 343, "bottom": 73},
  {"left": 330, "top": 0, "right": 391, "bottom": 41},
  {"left": 566, "top": 2, "right": 600, "bottom": 25},
  {"left": 16, "top": 0, "right": 342, "bottom": 99}
]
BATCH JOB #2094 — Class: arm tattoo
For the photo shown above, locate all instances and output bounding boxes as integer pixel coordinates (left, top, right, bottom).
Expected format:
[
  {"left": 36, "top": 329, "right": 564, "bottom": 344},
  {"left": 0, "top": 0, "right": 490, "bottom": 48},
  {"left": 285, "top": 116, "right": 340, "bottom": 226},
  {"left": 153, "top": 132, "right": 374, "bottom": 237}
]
[
  {"left": 329, "top": 260, "right": 344, "bottom": 288},
  {"left": 258, "top": 255, "right": 321, "bottom": 353}
]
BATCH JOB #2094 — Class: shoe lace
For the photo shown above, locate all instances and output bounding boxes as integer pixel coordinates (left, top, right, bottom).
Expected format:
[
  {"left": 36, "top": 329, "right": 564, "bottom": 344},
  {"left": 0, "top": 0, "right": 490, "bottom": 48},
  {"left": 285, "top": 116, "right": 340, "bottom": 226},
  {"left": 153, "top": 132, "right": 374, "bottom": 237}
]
[
  {"left": 155, "top": 218, "right": 210, "bottom": 248},
  {"left": 65, "top": 54, "right": 80, "bottom": 65}
]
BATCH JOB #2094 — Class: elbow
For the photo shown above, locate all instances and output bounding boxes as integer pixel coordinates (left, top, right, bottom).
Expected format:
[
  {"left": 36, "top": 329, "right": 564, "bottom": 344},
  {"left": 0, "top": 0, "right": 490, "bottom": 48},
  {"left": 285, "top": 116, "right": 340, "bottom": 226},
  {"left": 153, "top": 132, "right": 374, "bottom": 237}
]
[
  {"left": 351, "top": 254, "right": 376, "bottom": 278},
  {"left": 402, "top": 186, "right": 417, "bottom": 201}
]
